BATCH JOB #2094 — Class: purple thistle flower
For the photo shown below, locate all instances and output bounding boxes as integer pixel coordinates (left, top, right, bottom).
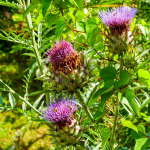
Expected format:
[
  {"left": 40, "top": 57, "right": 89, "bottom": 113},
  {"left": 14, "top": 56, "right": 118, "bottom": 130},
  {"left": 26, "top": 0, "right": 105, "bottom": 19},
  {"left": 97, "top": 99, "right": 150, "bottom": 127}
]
[
  {"left": 46, "top": 40, "right": 80, "bottom": 74},
  {"left": 99, "top": 6, "right": 137, "bottom": 34},
  {"left": 41, "top": 96, "right": 78, "bottom": 128}
]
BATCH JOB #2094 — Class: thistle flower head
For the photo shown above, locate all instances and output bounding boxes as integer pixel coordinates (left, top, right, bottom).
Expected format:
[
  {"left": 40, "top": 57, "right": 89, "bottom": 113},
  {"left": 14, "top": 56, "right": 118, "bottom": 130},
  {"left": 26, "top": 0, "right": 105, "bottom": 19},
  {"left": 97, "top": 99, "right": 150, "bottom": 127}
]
[
  {"left": 46, "top": 40, "right": 80, "bottom": 74},
  {"left": 41, "top": 96, "right": 78, "bottom": 128},
  {"left": 99, "top": 6, "right": 137, "bottom": 34}
]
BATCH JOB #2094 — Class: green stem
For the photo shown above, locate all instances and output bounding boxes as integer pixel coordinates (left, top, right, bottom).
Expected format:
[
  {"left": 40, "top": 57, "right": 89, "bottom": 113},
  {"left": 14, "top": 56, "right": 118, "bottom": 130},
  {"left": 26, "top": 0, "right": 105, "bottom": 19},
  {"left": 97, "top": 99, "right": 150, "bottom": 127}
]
[
  {"left": 110, "top": 58, "right": 123, "bottom": 149},
  {"left": 109, "top": 96, "right": 119, "bottom": 150},
  {"left": 119, "top": 59, "right": 123, "bottom": 78},
  {"left": 0, "top": 79, "right": 42, "bottom": 115},
  {"left": 75, "top": 91, "right": 94, "bottom": 123},
  {"left": 43, "top": 82, "right": 50, "bottom": 103},
  {"left": 20, "top": 0, "right": 51, "bottom": 102},
  {"left": 75, "top": 91, "right": 102, "bottom": 140},
  {"left": 21, "top": 0, "right": 43, "bottom": 75}
]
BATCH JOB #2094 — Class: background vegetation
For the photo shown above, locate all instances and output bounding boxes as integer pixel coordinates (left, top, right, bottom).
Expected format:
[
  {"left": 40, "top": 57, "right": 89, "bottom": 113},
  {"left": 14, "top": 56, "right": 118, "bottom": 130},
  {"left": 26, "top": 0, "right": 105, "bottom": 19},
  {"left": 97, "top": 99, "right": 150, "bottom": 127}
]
[{"left": 0, "top": 0, "right": 150, "bottom": 149}]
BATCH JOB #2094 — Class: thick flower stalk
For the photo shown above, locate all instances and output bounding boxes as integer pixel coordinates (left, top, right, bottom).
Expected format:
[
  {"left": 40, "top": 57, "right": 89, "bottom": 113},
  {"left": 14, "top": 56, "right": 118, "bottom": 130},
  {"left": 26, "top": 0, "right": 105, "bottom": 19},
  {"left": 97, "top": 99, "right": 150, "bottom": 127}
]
[
  {"left": 41, "top": 96, "right": 83, "bottom": 147},
  {"left": 99, "top": 6, "right": 137, "bottom": 35},
  {"left": 46, "top": 40, "right": 80, "bottom": 75}
]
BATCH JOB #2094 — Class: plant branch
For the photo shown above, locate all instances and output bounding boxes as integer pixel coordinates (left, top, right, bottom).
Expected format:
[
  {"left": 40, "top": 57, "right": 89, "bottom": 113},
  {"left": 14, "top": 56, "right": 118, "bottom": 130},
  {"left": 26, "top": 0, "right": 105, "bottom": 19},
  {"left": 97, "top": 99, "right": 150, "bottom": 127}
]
[
  {"left": 21, "top": 0, "right": 43, "bottom": 75},
  {"left": 67, "top": 24, "right": 86, "bottom": 33},
  {"left": 0, "top": 79, "right": 42, "bottom": 115},
  {"left": 75, "top": 91, "right": 95, "bottom": 123}
]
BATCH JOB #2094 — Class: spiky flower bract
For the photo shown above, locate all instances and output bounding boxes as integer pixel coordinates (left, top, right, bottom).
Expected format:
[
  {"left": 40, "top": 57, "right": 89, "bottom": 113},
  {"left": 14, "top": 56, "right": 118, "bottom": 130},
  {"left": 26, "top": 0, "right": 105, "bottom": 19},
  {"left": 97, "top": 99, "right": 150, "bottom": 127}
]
[
  {"left": 99, "top": 6, "right": 137, "bottom": 34},
  {"left": 41, "top": 96, "right": 78, "bottom": 128},
  {"left": 46, "top": 40, "right": 80, "bottom": 74}
]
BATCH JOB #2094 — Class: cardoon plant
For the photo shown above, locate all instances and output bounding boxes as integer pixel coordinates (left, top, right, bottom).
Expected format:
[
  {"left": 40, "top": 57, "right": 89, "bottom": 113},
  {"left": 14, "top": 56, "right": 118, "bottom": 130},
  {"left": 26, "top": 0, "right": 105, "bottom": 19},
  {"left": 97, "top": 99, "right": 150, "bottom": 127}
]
[
  {"left": 41, "top": 96, "right": 83, "bottom": 147},
  {"left": 99, "top": 6, "right": 137, "bottom": 55},
  {"left": 46, "top": 40, "right": 95, "bottom": 94},
  {"left": 0, "top": 0, "right": 149, "bottom": 149},
  {"left": 45, "top": 40, "right": 95, "bottom": 124}
]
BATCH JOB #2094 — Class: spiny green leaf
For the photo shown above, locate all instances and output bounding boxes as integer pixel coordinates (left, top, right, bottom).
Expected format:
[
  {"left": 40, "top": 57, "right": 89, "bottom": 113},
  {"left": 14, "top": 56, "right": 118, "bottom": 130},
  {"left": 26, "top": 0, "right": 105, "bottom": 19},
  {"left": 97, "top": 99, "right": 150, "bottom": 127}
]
[{"left": 0, "top": 30, "right": 31, "bottom": 46}]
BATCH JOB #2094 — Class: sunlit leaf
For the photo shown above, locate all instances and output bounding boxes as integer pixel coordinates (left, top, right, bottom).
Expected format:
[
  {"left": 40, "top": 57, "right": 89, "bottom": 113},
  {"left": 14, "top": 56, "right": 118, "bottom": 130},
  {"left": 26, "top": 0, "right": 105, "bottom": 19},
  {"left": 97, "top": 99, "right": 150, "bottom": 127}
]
[
  {"left": 134, "top": 138, "right": 150, "bottom": 150},
  {"left": 41, "top": 0, "right": 52, "bottom": 17},
  {"left": 114, "top": 70, "right": 130, "bottom": 90},
  {"left": 121, "top": 119, "right": 138, "bottom": 132},
  {"left": 138, "top": 69, "right": 150, "bottom": 88},
  {"left": 100, "top": 67, "right": 116, "bottom": 81},
  {"left": 74, "top": 0, "right": 84, "bottom": 9},
  {"left": 125, "top": 89, "right": 140, "bottom": 116},
  {"left": 101, "top": 127, "right": 111, "bottom": 150},
  {"left": 56, "top": 17, "right": 67, "bottom": 39},
  {"left": 86, "top": 18, "right": 97, "bottom": 39},
  {"left": 47, "top": 13, "right": 56, "bottom": 28},
  {"left": 24, "top": 3, "right": 37, "bottom": 16},
  {"left": 131, "top": 129, "right": 150, "bottom": 150}
]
